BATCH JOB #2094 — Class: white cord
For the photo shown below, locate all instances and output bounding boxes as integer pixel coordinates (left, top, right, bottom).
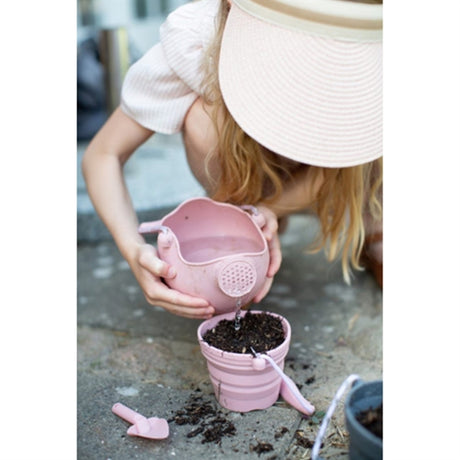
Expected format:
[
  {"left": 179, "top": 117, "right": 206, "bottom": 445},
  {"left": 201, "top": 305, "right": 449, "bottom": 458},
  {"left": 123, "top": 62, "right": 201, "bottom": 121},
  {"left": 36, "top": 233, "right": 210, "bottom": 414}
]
[
  {"left": 311, "top": 374, "right": 361, "bottom": 460},
  {"left": 254, "top": 351, "right": 315, "bottom": 415}
]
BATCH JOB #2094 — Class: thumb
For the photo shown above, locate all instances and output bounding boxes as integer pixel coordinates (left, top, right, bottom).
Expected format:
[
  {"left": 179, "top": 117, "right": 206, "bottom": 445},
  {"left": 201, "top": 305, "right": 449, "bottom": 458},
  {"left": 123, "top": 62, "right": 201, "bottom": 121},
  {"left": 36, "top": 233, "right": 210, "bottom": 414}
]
[
  {"left": 252, "top": 212, "right": 266, "bottom": 229},
  {"left": 139, "top": 248, "right": 176, "bottom": 279}
]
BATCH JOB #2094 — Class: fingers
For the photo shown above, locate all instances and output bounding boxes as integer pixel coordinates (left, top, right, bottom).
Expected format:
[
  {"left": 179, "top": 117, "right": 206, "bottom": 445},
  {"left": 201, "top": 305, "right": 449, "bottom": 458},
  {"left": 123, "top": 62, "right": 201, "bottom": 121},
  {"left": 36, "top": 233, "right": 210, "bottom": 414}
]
[
  {"left": 146, "top": 288, "right": 215, "bottom": 319},
  {"left": 145, "top": 280, "right": 209, "bottom": 308},
  {"left": 255, "top": 206, "right": 282, "bottom": 276},
  {"left": 262, "top": 215, "right": 278, "bottom": 242},
  {"left": 153, "top": 300, "right": 215, "bottom": 320},
  {"left": 134, "top": 244, "right": 214, "bottom": 319},
  {"left": 142, "top": 277, "right": 214, "bottom": 319},
  {"left": 252, "top": 212, "right": 266, "bottom": 229},
  {"left": 267, "top": 232, "right": 282, "bottom": 277},
  {"left": 252, "top": 276, "right": 274, "bottom": 303},
  {"left": 256, "top": 206, "right": 278, "bottom": 242},
  {"left": 252, "top": 232, "right": 281, "bottom": 303},
  {"left": 138, "top": 246, "right": 176, "bottom": 279}
]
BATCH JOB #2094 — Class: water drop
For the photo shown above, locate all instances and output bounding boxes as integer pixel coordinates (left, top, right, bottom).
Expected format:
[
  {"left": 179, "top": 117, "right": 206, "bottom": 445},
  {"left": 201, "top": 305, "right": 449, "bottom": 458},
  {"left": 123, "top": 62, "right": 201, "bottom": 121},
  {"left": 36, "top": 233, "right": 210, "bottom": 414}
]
[{"left": 234, "top": 298, "right": 242, "bottom": 331}]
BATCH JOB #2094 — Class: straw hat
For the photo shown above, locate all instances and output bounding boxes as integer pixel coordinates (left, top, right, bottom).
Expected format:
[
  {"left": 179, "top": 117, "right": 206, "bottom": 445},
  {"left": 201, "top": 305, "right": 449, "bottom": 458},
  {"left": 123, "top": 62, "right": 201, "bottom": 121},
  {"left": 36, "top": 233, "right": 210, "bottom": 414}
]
[{"left": 218, "top": 0, "right": 382, "bottom": 167}]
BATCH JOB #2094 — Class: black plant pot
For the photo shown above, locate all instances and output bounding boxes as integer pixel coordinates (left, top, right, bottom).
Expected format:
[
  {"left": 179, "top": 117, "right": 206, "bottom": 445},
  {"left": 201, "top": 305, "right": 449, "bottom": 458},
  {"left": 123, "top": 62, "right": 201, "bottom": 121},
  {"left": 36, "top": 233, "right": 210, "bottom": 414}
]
[{"left": 345, "top": 380, "right": 383, "bottom": 460}]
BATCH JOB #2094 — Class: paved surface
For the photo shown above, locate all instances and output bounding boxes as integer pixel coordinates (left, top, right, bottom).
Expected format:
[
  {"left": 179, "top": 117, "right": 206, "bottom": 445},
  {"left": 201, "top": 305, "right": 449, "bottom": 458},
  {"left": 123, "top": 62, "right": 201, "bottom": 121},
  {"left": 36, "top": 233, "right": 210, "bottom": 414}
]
[{"left": 77, "top": 137, "right": 382, "bottom": 459}]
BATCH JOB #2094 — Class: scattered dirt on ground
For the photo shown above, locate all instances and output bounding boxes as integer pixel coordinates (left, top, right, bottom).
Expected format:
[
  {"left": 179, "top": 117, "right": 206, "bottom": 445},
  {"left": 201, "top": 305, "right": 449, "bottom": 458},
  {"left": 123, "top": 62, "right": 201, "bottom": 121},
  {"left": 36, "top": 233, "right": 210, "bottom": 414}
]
[
  {"left": 274, "top": 426, "right": 289, "bottom": 440},
  {"left": 202, "top": 311, "right": 285, "bottom": 353},
  {"left": 169, "top": 393, "right": 236, "bottom": 444},
  {"left": 250, "top": 440, "right": 274, "bottom": 455},
  {"left": 294, "top": 429, "right": 315, "bottom": 448},
  {"left": 283, "top": 357, "right": 316, "bottom": 392},
  {"left": 356, "top": 403, "right": 383, "bottom": 439}
]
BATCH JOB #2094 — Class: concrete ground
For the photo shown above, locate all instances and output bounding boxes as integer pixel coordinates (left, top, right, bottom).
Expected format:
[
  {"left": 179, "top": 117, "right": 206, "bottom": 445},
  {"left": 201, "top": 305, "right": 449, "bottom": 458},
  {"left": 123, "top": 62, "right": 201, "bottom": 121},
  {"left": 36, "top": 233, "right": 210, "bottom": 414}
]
[{"left": 77, "top": 135, "right": 382, "bottom": 459}]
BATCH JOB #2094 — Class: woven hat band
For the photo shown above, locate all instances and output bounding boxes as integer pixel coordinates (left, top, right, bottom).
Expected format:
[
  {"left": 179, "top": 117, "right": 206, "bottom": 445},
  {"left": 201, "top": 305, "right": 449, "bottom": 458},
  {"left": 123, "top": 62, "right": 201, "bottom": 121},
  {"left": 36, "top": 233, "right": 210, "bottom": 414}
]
[{"left": 234, "top": 0, "right": 382, "bottom": 42}]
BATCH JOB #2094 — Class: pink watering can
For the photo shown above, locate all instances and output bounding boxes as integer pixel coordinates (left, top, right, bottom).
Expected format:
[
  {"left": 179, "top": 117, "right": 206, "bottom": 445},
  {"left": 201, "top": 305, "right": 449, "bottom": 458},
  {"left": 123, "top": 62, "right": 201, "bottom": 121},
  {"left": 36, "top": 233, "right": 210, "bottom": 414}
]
[{"left": 138, "top": 197, "right": 270, "bottom": 314}]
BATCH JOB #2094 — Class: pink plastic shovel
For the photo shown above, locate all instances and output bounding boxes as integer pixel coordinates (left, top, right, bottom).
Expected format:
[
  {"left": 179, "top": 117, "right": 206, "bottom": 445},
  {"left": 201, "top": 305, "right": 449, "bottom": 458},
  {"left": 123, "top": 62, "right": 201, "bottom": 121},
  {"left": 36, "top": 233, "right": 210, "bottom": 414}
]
[{"left": 112, "top": 403, "right": 169, "bottom": 439}]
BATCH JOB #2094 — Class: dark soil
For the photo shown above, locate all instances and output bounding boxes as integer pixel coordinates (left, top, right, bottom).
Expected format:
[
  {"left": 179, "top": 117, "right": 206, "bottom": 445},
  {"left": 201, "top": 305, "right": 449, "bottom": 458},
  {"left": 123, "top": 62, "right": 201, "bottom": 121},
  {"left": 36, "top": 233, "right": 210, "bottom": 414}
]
[
  {"left": 356, "top": 403, "right": 383, "bottom": 439},
  {"left": 250, "top": 440, "right": 274, "bottom": 455},
  {"left": 294, "top": 429, "right": 315, "bottom": 448},
  {"left": 274, "top": 426, "right": 289, "bottom": 439},
  {"left": 168, "top": 393, "right": 236, "bottom": 444},
  {"left": 202, "top": 311, "right": 285, "bottom": 353}
]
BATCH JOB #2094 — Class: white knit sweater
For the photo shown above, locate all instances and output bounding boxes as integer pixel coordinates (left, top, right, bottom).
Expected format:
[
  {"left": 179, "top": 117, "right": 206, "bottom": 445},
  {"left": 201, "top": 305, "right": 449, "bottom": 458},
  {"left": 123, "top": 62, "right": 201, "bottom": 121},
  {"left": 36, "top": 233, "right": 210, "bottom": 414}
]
[{"left": 120, "top": 0, "right": 220, "bottom": 134}]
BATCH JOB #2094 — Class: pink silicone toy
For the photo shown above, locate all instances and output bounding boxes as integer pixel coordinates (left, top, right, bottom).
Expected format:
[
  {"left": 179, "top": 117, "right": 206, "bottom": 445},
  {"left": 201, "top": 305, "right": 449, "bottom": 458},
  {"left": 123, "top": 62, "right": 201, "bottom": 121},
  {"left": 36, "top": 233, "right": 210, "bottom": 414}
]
[
  {"left": 112, "top": 403, "right": 169, "bottom": 439},
  {"left": 138, "top": 197, "right": 269, "bottom": 314},
  {"left": 197, "top": 310, "right": 315, "bottom": 415}
]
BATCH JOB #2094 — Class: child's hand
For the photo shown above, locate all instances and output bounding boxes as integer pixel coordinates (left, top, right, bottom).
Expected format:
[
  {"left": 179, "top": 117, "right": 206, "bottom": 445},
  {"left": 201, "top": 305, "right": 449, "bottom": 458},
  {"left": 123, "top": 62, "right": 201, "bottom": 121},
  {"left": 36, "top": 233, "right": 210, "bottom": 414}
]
[
  {"left": 251, "top": 205, "right": 282, "bottom": 303},
  {"left": 129, "top": 242, "right": 215, "bottom": 319}
]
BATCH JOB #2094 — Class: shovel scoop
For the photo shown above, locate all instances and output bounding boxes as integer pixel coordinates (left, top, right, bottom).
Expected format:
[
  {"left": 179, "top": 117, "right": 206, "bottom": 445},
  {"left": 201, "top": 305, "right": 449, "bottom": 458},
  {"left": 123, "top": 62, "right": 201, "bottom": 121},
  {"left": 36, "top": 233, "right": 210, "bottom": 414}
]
[{"left": 112, "top": 403, "right": 169, "bottom": 440}]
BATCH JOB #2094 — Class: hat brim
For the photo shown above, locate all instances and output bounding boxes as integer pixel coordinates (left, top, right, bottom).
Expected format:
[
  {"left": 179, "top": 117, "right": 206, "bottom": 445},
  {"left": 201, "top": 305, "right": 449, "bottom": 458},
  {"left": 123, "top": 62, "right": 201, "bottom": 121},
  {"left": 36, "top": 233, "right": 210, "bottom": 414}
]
[{"left": 219, "top": 4, "right": 382, "bottom": 168}]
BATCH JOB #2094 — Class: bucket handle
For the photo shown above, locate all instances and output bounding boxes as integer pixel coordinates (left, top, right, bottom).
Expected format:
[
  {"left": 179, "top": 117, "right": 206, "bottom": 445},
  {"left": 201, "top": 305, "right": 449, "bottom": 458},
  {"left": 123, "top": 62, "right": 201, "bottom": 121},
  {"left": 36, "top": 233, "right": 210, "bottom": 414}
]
[{"left": 250, "top": 348, "right": 315, "bottom": 416}]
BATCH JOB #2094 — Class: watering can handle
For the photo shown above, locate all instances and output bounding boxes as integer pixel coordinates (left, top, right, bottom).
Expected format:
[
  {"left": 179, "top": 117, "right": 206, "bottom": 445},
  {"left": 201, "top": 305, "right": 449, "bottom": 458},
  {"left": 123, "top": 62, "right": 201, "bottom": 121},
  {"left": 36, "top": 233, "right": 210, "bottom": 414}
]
[
  {"left": 138, "top": 221, "right": 169, "bottom": 235},
  {"left": 239, "top": 205, "right": 266, "bottom": 228},
  {"left": 138, "top": 222, "right": 174, "bottom": 249},
  {"left": 239, "top": 205, "right": 258, "bottom": 215}
]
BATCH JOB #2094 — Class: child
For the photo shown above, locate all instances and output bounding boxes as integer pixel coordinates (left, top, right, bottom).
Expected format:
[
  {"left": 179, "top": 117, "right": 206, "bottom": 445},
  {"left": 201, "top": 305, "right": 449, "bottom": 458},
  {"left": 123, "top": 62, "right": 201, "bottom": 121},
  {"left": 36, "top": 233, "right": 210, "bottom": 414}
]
[{"left": 82, "top": 0, "right": 383, "bottom": 320}]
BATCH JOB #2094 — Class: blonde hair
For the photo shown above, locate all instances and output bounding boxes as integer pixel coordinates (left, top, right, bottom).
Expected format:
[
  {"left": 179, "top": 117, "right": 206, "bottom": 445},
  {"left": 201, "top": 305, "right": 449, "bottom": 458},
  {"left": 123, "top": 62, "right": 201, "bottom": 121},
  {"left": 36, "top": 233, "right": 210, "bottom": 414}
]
[{"left": 201, "top": 1, "right": 383, "bottom": 283}]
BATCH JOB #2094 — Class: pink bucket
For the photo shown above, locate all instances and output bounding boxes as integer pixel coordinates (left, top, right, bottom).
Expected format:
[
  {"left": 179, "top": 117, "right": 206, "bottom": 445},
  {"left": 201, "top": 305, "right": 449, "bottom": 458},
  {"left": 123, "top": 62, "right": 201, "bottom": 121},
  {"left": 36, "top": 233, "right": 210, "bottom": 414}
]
[
  {"left": 197, "top": 310, "right": 291, "bottom": 412},
  {"left": 138, "top": 198, "right": 269, "bottom": 314}
]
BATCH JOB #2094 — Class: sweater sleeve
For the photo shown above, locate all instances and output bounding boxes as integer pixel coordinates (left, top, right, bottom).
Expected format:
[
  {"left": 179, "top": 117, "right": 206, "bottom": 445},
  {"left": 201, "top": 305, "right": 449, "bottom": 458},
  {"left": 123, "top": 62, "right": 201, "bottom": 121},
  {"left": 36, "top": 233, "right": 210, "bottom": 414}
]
[{"left": 120, "top": 0, "right": 219, "bottom": 134}]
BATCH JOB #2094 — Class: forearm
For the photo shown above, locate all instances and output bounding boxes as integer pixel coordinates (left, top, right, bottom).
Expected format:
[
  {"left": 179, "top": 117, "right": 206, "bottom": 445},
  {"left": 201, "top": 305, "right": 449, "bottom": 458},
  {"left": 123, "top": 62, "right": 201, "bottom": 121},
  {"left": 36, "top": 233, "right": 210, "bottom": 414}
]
[
  {"left": 82, "top": 107, "right": 154, "bottom": 262},
  {"left": 83, "top": 152, "right": 144, "bottom": 260}
]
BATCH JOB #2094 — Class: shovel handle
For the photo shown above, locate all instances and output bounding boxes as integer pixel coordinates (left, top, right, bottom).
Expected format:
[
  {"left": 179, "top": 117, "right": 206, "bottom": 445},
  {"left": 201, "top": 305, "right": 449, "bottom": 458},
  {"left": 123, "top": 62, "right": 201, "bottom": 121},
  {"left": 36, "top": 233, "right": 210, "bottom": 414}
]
[{"left": 112, "top": 402, "right": 144, "bottom": 424}]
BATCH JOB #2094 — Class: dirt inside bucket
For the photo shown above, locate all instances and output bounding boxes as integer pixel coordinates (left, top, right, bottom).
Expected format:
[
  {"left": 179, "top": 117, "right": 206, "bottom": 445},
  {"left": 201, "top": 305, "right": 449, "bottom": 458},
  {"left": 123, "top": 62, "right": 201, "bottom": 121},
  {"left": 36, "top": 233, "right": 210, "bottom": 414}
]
[
  {"left": 202, "top": 311, "right": 285, "bottom": 354},
  {"left": 356, "top": 403, "right": 383, "bottom": 439}
]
